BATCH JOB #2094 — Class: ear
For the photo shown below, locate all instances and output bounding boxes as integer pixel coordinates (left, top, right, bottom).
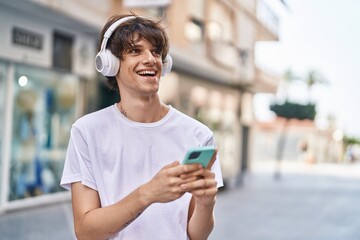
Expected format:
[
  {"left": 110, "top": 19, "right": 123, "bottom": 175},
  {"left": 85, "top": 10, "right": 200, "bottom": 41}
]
[{"left": 95, "top": 49, "right": 119, "bottom": 77}]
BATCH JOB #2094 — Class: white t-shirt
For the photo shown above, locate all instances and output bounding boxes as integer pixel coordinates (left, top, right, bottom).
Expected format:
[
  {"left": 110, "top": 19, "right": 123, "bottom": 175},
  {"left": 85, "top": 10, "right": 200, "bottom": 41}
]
[{"left": 60, "top": 104, "right": 223, "bottom": 240}]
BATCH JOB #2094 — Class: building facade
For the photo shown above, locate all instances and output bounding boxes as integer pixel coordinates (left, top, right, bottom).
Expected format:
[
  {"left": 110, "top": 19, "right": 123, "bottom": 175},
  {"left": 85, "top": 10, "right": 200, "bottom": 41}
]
[
  {"left": 253, "top": 118, "right": 344, "bottom": 164},
  {"left": 0, "top": 0, "right": 280, "bottom": 212}
]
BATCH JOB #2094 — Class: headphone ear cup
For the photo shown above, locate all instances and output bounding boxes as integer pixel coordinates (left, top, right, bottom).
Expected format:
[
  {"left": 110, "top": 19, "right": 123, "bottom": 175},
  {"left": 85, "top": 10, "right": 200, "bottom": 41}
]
[
  {"left": 95, "top": 51, "right": 107, "bottom": 74},
  {"left": 95, "top": 49, "right": 119, "bottom": 77},
  {"left": 161, "top": 54, "right": 173, "bottom": 76}
]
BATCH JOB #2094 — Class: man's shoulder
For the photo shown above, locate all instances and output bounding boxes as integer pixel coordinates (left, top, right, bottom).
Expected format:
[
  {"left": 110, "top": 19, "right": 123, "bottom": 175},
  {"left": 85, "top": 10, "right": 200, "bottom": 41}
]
[
  {"left": 73, "top": 105, "right": 114, "bottom": 128},
  {"left": 170, "top": 107, "right": 212, "bottom": 133}
]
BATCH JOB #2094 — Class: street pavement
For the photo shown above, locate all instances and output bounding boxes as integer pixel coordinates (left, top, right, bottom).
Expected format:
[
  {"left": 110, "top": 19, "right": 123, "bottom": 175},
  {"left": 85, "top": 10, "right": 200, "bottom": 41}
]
[
  {"left": 210, "top": 161, "right": 360, "bottom": 240},
  {"left": 0, "top": 200, "right": 75, "bottom": 240},
  {"left": 0, "top": 161, "right": 359, "bottom": 240}
]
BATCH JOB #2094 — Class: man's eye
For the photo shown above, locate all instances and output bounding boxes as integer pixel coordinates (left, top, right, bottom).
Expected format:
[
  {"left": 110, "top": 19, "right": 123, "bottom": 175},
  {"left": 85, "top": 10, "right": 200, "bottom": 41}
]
[
  {"left": 130, "top": 49, "right": 139, "bottom": 54},
  {"left": 152, "top": 50, "right": 161, "bottom": 57}
]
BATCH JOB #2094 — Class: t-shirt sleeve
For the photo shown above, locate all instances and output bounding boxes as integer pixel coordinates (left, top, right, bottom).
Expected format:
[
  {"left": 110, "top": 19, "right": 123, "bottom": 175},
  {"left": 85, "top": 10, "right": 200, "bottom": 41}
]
[
  {"left": 60, "top": 123, "right": 97, "bottom": 191},
  {"left": 204, "top": 135, "right": 224, "bottom": 188}
]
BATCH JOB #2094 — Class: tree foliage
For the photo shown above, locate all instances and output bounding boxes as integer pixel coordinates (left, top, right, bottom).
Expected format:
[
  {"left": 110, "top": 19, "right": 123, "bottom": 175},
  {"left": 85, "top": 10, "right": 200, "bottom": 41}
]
[
  {"left": 343, "top": 136, "right": 360, "bottom": 146},
  {"left": 270, "top": 101, "right": 316, "bottom": 121}
]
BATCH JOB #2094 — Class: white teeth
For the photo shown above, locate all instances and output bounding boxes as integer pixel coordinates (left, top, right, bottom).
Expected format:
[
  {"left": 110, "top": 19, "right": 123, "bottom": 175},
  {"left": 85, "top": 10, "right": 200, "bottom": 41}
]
[{"left": 138, "top": 70, "right": 155, "bottom": 75}]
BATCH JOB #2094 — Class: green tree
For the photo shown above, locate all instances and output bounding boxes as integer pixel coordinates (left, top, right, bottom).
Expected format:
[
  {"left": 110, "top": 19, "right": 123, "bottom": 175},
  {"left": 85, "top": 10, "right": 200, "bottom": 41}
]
[
  {"left": 270, "top": 101, "right": 316, "bottom": 179},
  {"left": 270, "top": 68, "right": 326, "bottom": 179},
  {"left": 270, "top": 101, "right": 316, "bottom": 120}
]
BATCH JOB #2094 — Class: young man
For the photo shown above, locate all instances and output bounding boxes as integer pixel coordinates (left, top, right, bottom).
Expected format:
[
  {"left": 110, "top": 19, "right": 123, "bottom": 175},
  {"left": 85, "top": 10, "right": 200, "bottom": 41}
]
[{"left": 60, "top": 14, "right": 223, "bottom": 240}]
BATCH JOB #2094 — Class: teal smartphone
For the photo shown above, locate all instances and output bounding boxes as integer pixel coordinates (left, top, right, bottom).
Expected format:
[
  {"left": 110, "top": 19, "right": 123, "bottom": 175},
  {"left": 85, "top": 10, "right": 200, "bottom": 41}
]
[{"left": 182, "top": 146, "right": 216, "bottom": 168}]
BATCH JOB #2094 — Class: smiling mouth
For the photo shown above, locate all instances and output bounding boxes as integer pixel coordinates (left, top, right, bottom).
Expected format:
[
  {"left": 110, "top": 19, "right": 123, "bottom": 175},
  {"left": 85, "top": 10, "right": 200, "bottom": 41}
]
[{"left": 137, "top": 70, "right": 157, "bottom": 77}]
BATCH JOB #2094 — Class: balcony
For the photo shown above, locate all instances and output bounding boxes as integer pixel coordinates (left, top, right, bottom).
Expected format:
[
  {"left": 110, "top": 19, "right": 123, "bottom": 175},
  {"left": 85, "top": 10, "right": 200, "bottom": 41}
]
[
  {"left": 256, "top": 0, "right": 279, "bottom": 41},
  {"left": 169, "top": 45, "right": 237, "bottom": 85},
  {"left": 252, "top": 66, "right": 280, "bottom": 93}
]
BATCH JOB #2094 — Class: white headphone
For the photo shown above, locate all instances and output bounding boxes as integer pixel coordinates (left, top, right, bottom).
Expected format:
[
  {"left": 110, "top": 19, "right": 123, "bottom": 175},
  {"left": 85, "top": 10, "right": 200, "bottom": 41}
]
[{"left": 95, "top": 16, "right": 173, "bottom": 77}]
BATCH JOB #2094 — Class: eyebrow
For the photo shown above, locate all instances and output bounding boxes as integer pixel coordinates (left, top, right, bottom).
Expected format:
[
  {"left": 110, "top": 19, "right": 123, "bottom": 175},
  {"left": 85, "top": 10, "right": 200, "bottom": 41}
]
[
  {"left": 130, "top": 43, "right": 141, "bottom": 48},
  {"left": 130, "top": 43, "right": 158, "bottom": 51}
]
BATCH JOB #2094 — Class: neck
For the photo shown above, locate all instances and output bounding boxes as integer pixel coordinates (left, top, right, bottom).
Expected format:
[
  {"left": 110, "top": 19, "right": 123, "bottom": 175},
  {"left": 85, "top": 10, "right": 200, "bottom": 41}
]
[
  {"left": 117, "top": 97, "right": 168, "bottom": 123},
  {"left": 118, "top": 103, "right": 128, "bottom": 117}
]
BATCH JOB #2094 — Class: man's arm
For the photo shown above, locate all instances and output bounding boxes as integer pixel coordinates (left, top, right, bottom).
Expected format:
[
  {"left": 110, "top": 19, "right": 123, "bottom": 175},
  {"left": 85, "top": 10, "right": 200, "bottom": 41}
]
[
  {"left": 71, "top": 182, "right": 148, "bottom": 240},
  {"left": 183, "top": 169, "right": 218, "bottom": 240},
  {"left": 71, "top": 161, "right": 201, "bottom": 240}
]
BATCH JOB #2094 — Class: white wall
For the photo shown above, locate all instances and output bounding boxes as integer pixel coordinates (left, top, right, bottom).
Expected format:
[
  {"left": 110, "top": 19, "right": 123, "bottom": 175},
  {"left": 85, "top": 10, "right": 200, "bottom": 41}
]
[{"left": 0, "top": 7, "right": 96, "bottom": 78}]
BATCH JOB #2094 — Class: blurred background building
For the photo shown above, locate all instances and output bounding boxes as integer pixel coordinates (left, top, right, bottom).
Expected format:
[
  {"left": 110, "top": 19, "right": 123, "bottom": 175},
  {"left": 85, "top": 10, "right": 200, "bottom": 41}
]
[{"left": 0, "top": 0, "right": 282, "bottom": 212}]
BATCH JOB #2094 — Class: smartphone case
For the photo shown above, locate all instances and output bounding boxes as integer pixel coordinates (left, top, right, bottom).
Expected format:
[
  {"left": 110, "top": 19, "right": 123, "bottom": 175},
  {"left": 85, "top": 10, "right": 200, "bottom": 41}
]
[{"left": 182, "top": 146, "right": 216, "bottom": 168}]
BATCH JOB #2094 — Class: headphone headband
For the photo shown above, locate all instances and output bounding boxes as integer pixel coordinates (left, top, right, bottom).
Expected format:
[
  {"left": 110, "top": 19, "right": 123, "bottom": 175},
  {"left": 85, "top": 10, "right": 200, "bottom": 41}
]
[
  {"left": 99, "top": 16, "right": 136, "bottom": 52},
  {"left": 95, "top": 15, "right": 172, "bottom": 77}
]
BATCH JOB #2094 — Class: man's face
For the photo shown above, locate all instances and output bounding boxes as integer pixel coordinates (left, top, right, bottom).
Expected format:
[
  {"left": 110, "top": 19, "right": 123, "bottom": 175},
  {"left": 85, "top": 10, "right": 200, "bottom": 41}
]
[{"left": 117, "top": 38, "right": 163, "bottom": 98}]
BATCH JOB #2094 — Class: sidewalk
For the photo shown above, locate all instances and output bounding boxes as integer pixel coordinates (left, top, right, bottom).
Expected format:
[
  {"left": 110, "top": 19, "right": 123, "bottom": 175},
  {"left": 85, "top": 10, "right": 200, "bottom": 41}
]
[
  {"left": 210, "top": 161, "right": 360, "bottom": 240},
  {"left": 0, "top": 201, "right": 75, "bottom": 240},
  {"left": 0, "top": 161, "right": 359, "bottom": 240},
  {"left": 251, "top": 160, "right": 360, "bottom": 179}
]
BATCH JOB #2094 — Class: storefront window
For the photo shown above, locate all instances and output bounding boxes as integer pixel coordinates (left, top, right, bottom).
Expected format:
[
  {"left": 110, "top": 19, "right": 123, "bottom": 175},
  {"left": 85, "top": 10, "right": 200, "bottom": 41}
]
[
  {"left": 0, "top": 61, "right": 7, "bottom": 198},
  {"left": 10, "top": 64, "right": 78, "bottom": 201}
]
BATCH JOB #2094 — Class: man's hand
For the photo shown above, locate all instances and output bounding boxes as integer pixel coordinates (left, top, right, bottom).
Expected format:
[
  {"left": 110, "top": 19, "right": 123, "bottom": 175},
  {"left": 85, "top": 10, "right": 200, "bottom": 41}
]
[
  {"left": 140, "top": 161, "right": 203, "bottom": 204},
  {"left": 179, "top": 167, "right": 218, "bottom": 206},
  {"left": 179, "top": 150, "right": 218, "bottom": 206}
]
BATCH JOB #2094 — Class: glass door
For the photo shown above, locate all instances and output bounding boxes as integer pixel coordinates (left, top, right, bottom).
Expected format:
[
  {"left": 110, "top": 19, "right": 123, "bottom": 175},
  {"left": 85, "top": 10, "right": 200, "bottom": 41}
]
[{"left": 10, "top": 64, "right": 79, "bottom": 201}]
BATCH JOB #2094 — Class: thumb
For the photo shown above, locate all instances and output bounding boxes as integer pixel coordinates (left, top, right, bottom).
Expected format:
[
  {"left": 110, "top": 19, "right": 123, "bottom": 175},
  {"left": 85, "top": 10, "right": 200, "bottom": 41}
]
[{"left": 163, "top": 160, "right": 180, "bottom": 169}]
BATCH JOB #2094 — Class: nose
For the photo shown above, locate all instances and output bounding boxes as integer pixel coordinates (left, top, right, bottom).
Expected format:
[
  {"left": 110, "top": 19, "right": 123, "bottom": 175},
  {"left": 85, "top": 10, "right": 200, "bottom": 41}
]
[{"left": 142, "top": 50, "right": 156, "bottom": 65}]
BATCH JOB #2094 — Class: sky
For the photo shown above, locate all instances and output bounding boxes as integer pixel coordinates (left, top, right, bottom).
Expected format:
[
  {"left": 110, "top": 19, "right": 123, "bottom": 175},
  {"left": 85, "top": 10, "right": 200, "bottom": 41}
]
[{"left": 254, "top": 0, "right": 360, "bottom": 138}]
